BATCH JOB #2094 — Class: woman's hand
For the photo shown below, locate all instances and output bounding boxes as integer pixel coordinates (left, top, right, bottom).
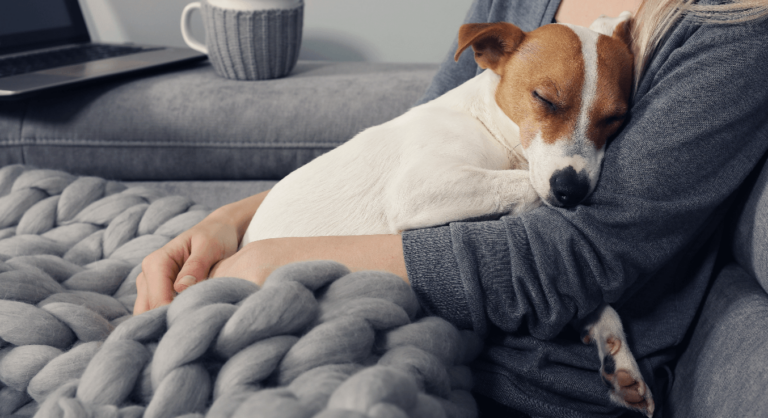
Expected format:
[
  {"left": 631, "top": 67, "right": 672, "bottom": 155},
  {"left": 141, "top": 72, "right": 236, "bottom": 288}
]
[
  {"left": 133, "top": 217, "right": 240, "bottom": 314},
  {"left": 134, "top": 189, "right": 409, "bottom": 314},
  {"left": 134, "top": 190, "right": 269, "bottom": 315},
  {"left": 209, "top": 234, "right": 410, "bottom": 287}
]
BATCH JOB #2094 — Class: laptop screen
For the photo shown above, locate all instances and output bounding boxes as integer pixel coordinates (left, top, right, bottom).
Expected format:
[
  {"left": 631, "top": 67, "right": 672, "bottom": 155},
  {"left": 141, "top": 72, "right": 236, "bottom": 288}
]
[{"left": 0, "top": 0, "right": 90, "bottom": 55}]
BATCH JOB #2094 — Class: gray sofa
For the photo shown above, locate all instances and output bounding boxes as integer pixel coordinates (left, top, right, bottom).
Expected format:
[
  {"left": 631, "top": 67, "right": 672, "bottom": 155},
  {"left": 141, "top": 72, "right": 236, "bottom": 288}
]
[
  {"left": 1, "top": 61, "right": 766, "bottom": 417},
  {"left": 0, "top": 61, "right": 436, "bottom": 207}
]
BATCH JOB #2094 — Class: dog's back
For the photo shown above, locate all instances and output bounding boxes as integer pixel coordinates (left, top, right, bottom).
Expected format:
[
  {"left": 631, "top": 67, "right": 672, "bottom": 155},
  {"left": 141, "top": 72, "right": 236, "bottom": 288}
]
[{"left": 243, "top": 71, "right": 512, "bottom": 243}]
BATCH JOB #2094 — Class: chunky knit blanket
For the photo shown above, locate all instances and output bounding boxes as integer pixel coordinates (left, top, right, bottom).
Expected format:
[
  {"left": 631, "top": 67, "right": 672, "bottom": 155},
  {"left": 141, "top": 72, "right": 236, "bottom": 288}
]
[{"left": 0, "top": 165, "right": 481, "bottom": 418}]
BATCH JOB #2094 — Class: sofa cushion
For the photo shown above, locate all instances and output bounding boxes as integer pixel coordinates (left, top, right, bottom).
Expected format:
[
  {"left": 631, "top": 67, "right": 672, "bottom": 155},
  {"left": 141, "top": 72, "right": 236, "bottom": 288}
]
[
  {"left": 667, "top": 263, "right": 768, "bottom": 417},
  {"left": 731, "top": 156, "right": 768, "bottom": 294},
  {"left": 0, "top": 61, "right": 436, "bottom": 181}
]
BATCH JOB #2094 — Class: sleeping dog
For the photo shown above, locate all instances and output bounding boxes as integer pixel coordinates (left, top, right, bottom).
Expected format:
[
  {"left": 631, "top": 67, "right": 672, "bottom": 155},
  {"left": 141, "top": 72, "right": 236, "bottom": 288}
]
[{"left": 241, "top": 12, "right": 653, "bottom": 416}]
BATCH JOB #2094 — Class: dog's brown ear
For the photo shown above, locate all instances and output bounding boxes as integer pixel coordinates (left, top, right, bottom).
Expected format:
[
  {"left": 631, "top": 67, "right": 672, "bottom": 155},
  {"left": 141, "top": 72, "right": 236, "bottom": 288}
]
[
  {"left": 611, "top": 18, "right": 633, "bottom": 49},
  {"left": 454, "top": 22, "right": 525, "bottom": 73}
]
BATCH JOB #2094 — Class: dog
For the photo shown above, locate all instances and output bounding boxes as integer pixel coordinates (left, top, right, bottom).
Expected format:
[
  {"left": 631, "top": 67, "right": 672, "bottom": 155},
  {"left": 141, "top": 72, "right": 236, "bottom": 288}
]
[{"left": 241, "top": 12, "right": 654, "bottom": 416}]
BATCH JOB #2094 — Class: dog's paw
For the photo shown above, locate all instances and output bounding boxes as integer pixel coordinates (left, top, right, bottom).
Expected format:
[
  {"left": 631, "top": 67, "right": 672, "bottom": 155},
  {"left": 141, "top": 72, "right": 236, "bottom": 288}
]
[
  {"left": 596, "top": 335, "right": 655, "bottom": 417},
  {"left": 506, "top": 182, "right": 543, "bottom": 217},
  {"left": 582, "top": 305, "right": 655, "bottom": 417}
]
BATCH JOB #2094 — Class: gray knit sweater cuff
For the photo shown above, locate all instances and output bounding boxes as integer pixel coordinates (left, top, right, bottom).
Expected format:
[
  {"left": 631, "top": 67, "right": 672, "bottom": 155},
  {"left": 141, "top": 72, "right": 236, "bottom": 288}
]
[
  {"left": 402, "top": 226, "right": 477, "bottom": 332},
  {"left": 203, "top": 3, "right": 303, "bottom": 80}
]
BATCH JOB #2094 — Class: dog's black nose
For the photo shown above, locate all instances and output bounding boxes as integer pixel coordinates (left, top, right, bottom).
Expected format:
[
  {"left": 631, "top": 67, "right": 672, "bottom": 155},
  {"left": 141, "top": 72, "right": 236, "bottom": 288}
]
[{"left": 550, "top": 167, "right": 590, "bottom": 208}]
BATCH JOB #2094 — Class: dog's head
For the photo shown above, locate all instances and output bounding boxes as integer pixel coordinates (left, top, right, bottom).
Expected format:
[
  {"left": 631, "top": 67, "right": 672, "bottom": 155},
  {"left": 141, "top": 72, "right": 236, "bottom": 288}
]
[{"left": 455, "top": 17, "right": 634, "bottom": 208}]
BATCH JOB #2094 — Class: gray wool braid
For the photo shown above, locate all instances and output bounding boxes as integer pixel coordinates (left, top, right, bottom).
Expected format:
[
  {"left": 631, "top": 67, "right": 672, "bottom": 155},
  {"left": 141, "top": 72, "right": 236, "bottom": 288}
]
[{"left": 0, "top": 165, "right": 483, "bottom": 418}]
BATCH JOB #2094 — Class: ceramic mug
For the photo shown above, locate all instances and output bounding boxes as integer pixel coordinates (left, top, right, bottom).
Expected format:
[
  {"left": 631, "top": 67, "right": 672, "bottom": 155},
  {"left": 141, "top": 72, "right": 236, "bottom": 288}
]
[{"left": 181, "top": 0, "right": 303, "bottom": 80}]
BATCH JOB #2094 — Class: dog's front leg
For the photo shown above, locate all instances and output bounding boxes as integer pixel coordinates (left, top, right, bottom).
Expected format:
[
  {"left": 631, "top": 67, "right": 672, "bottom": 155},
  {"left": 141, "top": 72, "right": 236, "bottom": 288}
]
[
  {"left": 581, "top": 304, "right": 655, "bottom": 417},
  {"left": 388, "top": 165, "right": 542, "bottom": 232}
]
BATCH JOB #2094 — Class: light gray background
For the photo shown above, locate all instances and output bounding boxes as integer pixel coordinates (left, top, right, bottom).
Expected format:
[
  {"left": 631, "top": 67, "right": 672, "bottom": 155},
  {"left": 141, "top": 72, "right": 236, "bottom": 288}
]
[{"left": 78, "top": 0, "right": 472, "bottom": 63}]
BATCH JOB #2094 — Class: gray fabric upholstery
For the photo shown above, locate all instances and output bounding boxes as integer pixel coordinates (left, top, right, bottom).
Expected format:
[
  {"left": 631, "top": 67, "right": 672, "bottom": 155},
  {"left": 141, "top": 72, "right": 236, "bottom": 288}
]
[
  {"left": 670, "top": 158, "right": 768, "bottom": 417},
  {"left": 0, "top": 102, "right": 23, "bottom": 143},
  {"left": 667, "top": 263, "right": 768, "bottom": 418},
  {"left": 0, "top": 61, "right": 436, "bottom": 181},
  {"left": 731, "top": 157, "right": 768, "bottom": 294}
]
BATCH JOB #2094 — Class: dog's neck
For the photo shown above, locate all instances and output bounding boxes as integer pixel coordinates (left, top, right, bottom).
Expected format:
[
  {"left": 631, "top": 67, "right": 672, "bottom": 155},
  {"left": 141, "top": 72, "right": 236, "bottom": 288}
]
[{"left": 436, "top": 70, "right": 528, "bottom": 169}]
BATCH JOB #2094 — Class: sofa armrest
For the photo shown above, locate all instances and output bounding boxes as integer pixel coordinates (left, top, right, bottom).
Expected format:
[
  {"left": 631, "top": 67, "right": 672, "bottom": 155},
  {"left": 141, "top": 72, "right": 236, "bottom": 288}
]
[
  {"left": 731, "top": 155, "right": 768, "bottom": 294},
  {"left": 0, "top": 61, "right": 436, "bottom": 181},
  {"left": 667, "top": 263, "right": 768, "bottom": 417}
]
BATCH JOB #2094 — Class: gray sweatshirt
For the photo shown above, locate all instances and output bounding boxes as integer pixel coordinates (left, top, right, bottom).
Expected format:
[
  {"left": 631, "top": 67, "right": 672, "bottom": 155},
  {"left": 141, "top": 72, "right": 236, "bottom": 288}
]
[{"left": 402, "top": 0, "right": 768, "bottom": 416}]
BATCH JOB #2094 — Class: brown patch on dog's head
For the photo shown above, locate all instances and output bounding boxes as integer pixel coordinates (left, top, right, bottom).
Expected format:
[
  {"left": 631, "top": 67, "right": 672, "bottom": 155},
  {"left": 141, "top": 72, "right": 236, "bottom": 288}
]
[
  {"left": 454, "top": 21, "right": 634, "bottom": 151},
  {"left": 490, "top": 24, "right": 587, "bottom": 149},
  {"left": 611, "top": 18, "right": 633, "bottom": 51},
  {"left": 588, "top": 26, "right": 634, "bottom": 150}
]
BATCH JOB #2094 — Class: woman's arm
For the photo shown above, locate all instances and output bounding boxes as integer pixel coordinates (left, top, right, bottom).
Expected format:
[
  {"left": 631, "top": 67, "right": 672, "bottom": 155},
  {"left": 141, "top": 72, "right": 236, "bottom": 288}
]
[
  {"left": 406, "top": 18, "right": 768, "bottom": 339},
  {"left": 134, "top": 190, "right": 269, "bottom": 314},
  {"left": 208, "top": 234, "right": 408, "bottom": 286}
]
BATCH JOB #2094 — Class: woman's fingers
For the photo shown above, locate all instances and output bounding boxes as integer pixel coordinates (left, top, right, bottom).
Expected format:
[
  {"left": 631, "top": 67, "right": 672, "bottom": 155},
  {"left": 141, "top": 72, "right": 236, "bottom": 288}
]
[
  {"left": 173, "top": 237, "right": 224, "bottom": 293},
  {"left": 133, "top": 271, "right": 149, "bottom": 315},
  {"left": 133, "top": 200, "right": 251, "bottom": 314},
  {"left": 140, "top": 248, "right": 181, "bottom": 312}
]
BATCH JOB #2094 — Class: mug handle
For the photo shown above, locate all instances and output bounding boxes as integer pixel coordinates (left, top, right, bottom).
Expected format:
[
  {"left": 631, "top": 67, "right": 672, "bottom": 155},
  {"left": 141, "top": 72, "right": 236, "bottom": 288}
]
[{"left": 181, "top": 2, "right": 208, "bottom": 54}]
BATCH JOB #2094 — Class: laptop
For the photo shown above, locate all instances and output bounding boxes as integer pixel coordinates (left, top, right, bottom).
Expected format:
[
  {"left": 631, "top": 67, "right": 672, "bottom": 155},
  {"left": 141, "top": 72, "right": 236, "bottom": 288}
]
[{"left": 0, "top": 0, "right": 206, "bottom": 99}]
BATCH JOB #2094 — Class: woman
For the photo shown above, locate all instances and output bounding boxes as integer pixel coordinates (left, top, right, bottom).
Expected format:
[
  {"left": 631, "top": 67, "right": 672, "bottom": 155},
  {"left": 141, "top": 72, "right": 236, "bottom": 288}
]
[{"left": 135, "top": 0, "right": 768, "bottom": 416}]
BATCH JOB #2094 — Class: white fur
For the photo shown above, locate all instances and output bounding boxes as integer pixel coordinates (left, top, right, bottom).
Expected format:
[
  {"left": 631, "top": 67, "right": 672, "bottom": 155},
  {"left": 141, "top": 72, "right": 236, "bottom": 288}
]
[
  {"left": 583, "top": 304, "right": 655, "bottom": 417},
  {"left": 589, "top": 11, "right": 633, "bottom": 36},
  {"left": 564, "top": 23, "right": 601, "bottom": 143},
  {"left": 241, "top": 15, "right": 652, "bottom": 415},
  {"left": 525, "top": 23, "right": 606, "bottom": 205},
  {"left": 243, "top": 69, "right": 539, "bottom": 243},
  {"left": 525, "top": 135, "right": 605, "bottom": 203}
]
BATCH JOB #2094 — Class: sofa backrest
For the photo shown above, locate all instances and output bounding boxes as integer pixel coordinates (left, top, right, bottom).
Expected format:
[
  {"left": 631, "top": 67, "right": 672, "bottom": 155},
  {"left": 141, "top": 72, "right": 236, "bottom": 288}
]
[{"left": 0, "top": 61, "right": 437, "bottom": 181}]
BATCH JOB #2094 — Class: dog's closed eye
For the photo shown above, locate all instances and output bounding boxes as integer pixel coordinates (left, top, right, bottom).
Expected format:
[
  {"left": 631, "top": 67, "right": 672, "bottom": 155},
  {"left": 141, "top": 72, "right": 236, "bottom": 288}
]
[
  {"left": 533, "top": 90, "right": 558, "bottom": 113},
  {"left": 603, "top": 114, "right": 626, "bottom": 127}
]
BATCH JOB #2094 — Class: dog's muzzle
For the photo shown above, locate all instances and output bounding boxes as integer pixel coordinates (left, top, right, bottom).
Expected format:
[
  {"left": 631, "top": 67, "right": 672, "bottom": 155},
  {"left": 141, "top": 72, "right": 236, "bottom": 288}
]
[{"left": 549, "top": 166, "right": 590, "bottom": 208}]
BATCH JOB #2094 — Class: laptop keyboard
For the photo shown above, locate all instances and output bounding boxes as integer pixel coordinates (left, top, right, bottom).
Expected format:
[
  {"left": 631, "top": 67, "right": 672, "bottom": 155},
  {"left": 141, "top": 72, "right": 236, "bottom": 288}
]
[{"left": 0, "top": 44, "right": 162, "bottom": 78}]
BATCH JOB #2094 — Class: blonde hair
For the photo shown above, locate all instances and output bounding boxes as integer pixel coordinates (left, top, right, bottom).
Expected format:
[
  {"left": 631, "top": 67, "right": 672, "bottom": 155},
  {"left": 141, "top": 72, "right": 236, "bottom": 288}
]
[{"left": 632, "top": 0, "right": 768, "bottom": 87}]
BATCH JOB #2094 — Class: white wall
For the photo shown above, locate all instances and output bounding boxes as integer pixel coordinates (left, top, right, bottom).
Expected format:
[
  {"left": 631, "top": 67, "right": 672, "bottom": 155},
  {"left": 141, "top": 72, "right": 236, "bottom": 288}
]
[{"left": 79, "top": 0, "right": 471, "bottom": 64}]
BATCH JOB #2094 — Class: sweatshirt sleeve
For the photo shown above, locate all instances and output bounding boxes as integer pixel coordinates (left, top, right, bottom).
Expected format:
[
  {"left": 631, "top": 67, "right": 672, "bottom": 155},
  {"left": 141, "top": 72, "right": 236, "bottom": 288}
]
[{"left": 403, "top": 18, "right": 768, "bottom": 339}]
